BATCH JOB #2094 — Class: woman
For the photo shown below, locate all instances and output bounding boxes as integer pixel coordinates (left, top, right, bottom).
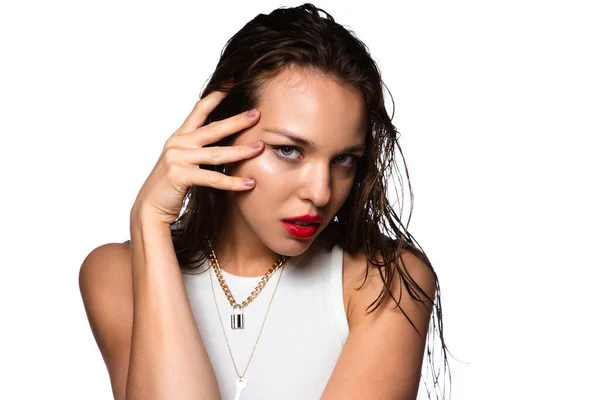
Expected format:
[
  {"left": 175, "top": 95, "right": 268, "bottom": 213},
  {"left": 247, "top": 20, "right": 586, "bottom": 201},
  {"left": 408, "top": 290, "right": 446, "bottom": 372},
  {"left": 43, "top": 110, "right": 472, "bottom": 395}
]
[{"left": 79, "top": 3, "right": 450, "bottom": 399}]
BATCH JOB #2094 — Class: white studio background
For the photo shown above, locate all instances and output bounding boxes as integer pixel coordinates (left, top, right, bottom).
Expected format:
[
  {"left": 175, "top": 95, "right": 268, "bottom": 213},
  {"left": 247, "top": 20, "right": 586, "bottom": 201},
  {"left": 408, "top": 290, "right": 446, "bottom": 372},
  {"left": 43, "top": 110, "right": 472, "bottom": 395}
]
[{"left": 1, "top": 1, "right": 598, "bottom": 399}]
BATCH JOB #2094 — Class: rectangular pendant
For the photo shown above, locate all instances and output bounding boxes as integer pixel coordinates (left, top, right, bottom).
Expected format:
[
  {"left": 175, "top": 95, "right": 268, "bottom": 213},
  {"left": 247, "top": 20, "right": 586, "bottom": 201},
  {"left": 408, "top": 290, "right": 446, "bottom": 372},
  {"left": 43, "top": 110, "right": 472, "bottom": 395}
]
[{"left": 231, "top": 305, "right": 244, "bottom": 329}]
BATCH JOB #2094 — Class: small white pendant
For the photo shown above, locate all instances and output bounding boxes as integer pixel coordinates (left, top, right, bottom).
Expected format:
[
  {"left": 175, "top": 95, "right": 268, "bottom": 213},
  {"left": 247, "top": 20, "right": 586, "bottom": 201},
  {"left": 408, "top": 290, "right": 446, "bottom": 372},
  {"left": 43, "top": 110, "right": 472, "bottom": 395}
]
[{"left": 234, "top": 377, "right": 247, "bottom": 400}]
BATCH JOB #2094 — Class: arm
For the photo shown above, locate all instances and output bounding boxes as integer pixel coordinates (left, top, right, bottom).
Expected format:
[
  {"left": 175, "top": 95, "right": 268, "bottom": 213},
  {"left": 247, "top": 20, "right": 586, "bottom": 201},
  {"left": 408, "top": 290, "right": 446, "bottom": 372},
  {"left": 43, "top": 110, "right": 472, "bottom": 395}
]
[
  {"left": 321, "top": 250, "right": 436, "bottom": 400},
  {"left": 78, "top": 210, "right": 220, "bottom": 400},
  {"left": 79, "top": 241, "right": 134, "bottom": 399},
  {"left": 79, "top": 92, "right": 263, "bottom": 399},
  {"left": 124, "top": 209, "right": 220, "bottom": 399}
]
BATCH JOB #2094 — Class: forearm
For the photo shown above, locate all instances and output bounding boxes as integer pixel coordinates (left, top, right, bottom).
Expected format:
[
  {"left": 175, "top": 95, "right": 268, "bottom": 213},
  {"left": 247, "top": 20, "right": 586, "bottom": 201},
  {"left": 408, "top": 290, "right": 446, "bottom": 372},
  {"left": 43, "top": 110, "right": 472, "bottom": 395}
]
[{"left": 126, "top": 209, "right": 220, "bottom": 399}]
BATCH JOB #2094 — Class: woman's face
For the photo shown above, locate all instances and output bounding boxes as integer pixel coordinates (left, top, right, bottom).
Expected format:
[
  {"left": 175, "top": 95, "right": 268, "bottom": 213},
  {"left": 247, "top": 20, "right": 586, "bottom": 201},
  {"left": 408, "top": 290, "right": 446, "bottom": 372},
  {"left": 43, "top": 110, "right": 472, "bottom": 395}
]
[{"left": 225, "top": 67, "right": 367, "bottom": 256}]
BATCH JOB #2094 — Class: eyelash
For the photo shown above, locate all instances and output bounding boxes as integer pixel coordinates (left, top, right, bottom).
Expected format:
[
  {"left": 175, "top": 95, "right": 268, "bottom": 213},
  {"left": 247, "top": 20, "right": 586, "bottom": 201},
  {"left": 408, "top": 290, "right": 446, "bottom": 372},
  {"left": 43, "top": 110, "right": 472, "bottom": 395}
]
[{"left": 271, "top": 145, "right": 358, "bottom": 167}]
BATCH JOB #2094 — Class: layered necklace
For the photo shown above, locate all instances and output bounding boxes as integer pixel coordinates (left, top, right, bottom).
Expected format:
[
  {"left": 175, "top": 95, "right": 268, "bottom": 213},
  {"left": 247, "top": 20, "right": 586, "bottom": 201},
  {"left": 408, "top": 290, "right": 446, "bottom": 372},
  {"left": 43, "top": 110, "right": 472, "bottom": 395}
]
[
  {"left": 206, "top": 239, "right": 289, "bottom": 399},
  {"left": 206, "top": 239, "right": 288, "bottom": 329}
]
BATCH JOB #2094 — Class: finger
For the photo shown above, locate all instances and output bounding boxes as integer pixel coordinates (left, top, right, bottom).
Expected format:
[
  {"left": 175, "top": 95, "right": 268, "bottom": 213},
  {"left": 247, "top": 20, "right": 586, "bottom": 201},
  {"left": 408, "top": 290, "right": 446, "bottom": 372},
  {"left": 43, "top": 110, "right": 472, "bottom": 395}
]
[
  {"left": 165, "top": 109, "right": 260, "bottom": 150},
  {"left": 192, "top": 108, "right": 260, "bottom": 147},
  {"left": 182, "top": 167, "right": 256, "bottom": 191},
  {"left": 175, "top": 90, "right": 228, "bottom": 135},
  {"left": 179, "top": 141, "right": 264, "bottom": 165}
]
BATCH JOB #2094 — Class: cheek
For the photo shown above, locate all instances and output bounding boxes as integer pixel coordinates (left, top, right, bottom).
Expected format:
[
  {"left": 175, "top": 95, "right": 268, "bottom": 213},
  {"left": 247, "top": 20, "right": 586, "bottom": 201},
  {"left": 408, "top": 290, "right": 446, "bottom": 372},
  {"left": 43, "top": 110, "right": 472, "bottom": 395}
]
[
  {"left": 231, "top": 155, "right": 292, "bottom": 211},
  {"left": 231, "top": 151, "right": 285, "bottom": 180},
  {"left": 327, "top": 170, "right": 357, "bottom": 214},
  {"left": 333, "top": 179, "right": 354, "bottom": 208}
]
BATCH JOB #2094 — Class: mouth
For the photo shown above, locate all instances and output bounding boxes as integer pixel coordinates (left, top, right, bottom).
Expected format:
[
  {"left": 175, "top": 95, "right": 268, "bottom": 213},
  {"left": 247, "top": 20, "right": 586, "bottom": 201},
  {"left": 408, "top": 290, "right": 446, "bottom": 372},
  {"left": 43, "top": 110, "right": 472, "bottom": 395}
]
[{"left": 281, "top": 220, "right": 321, "bottom": 239}]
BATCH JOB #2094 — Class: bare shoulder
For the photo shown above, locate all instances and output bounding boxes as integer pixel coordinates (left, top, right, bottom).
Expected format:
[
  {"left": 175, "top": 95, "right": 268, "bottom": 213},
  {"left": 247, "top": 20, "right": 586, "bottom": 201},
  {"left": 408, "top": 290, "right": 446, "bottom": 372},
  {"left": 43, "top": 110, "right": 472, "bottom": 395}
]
[
  {"left": 327, "top": 245, "right": 437, "bottom": 398},
  {"left": 78, "top": 240, "right": 133, "bottom": 400},
  {"left": 342, "top": 245, "right": 436, "bottom": 331}
]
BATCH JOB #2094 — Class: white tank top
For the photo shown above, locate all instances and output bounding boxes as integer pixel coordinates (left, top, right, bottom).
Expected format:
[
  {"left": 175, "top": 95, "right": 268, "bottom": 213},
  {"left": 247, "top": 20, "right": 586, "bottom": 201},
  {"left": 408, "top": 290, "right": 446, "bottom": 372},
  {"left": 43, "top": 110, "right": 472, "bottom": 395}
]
[{"left": 181, "top": 241, "right": 350, "bottom": 399}]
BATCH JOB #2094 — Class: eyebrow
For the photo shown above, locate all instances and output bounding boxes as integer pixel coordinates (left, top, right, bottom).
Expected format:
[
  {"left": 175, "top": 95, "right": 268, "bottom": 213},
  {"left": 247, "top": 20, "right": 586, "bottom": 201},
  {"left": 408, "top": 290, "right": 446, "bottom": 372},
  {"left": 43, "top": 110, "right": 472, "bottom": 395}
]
[{"left": 262, "top": 128, "right": 365, "bottom": 153}]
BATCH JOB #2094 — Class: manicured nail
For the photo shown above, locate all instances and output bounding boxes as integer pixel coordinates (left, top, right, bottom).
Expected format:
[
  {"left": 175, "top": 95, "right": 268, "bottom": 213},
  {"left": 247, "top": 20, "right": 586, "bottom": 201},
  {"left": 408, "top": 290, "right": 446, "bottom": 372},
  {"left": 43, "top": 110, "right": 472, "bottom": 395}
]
[
  {"left": 246, "top": 109, "right": 258, "bottom": 119},
  {"left": 244, "top": 178, "right": 256, "bottom": 187},
  {"left": 250, "top": 140, "right": 262, "bottom": 149}
]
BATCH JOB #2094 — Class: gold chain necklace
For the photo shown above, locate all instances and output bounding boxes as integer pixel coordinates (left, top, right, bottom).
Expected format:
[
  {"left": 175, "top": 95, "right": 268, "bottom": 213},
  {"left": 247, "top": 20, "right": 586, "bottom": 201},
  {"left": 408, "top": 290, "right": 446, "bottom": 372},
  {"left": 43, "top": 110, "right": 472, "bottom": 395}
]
[
  {"left": 206, "top": 239, "right": 288, "bottom": 330},
  {"left": 208, "top": 252, "right": 287, "bottom": 400}
]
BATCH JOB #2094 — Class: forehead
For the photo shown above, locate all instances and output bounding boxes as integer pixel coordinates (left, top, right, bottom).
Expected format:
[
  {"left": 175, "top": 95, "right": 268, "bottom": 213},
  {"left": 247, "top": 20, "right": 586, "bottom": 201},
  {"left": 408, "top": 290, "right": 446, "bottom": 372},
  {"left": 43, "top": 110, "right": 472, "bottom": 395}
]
[{"left": 255, "top": 68, "right": 367, "bottom": 148}]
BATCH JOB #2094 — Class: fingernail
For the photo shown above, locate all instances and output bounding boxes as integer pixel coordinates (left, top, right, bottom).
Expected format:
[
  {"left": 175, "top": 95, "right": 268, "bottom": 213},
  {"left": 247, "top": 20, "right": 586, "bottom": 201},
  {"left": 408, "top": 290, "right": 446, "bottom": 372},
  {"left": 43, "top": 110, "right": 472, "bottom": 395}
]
[
  {"left": 250, "top": 140, "right": 262, "bottom": 149},
  {"left": 244, "top": 178, "right": 256, "bottom": 187},
  {"left": 246, "top": 109, "right": 258, "bottom": 118}
]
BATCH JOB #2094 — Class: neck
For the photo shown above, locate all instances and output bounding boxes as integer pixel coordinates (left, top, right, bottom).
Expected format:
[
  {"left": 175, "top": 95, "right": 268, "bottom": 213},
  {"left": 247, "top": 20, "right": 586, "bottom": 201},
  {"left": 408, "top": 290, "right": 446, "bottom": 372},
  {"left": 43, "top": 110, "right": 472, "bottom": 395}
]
[{"left": 211, "top": 206, "right": 281, "bottom": 278}]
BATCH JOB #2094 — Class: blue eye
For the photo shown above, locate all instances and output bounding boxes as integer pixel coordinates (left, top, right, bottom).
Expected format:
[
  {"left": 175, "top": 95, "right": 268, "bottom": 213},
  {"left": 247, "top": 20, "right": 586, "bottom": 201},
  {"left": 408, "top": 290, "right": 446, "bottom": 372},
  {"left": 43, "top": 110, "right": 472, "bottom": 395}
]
[
  {"left": 273, "top": 146, "right": 302, "bottom": 160},
  {"left": 333, "top": 154, "right": 357, "bottom": 167},
  {"left": 272, "top": 145, "right": 358, "bottom": 167}
]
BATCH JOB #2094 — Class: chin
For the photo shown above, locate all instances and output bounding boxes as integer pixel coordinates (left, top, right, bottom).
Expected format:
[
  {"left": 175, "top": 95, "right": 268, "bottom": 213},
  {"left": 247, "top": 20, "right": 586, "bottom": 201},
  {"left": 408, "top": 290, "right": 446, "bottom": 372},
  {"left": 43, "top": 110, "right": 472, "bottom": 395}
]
[
  {"left": 258, "top": 226, "right": 327, "bottom": 257},
  {"left": 265, "top": 236, "right": 314, "bottom": 257}
]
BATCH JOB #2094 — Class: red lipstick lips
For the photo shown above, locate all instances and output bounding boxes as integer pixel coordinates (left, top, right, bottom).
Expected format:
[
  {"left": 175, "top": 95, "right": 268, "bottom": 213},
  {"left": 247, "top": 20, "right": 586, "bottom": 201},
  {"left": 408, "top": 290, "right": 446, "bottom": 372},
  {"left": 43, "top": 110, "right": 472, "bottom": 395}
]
[{"left": 281, "top": 214, "right": 323, "bottom": 239}]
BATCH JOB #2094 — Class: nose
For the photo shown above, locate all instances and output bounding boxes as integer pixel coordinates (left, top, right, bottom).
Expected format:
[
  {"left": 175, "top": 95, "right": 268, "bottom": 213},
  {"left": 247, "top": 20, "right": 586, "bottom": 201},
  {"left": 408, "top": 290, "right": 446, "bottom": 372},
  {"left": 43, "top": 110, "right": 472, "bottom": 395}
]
[{"left": 298, "top": 161, "right": 332, "bottom": 208}]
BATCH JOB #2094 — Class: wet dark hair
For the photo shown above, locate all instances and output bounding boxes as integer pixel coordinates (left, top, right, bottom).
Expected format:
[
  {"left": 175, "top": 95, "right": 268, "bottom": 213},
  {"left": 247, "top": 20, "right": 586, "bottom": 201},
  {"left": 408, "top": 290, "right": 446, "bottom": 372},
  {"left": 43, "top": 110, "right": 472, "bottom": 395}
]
[{"left": 171, "top": 3, "right": 451, "bottom": 398}]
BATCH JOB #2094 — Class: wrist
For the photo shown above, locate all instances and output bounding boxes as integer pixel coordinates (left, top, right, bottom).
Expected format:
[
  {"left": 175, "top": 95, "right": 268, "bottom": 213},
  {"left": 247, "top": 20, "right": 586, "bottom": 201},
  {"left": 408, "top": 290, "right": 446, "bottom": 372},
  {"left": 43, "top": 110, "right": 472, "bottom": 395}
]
[{"left": 130, "top": 203, "right": 173, "bottom": 233}]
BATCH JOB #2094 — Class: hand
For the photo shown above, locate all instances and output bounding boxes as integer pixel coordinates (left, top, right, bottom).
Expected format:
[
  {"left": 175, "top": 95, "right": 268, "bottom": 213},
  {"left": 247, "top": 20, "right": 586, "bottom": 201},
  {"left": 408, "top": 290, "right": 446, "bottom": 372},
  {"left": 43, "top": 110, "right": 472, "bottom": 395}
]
[{"left": 131, "top": 90, "right": 264, "bottom": 226}]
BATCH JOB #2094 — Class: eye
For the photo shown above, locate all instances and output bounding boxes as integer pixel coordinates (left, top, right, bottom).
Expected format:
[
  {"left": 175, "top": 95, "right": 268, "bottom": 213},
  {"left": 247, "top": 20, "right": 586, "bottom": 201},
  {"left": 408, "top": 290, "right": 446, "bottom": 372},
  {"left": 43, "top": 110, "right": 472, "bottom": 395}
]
[
  {"left": 333, "top": 154, "right": 358, "bottom": 167},
  {"left": 272, "top": 146, "right": 302, "bottom": 160}
]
